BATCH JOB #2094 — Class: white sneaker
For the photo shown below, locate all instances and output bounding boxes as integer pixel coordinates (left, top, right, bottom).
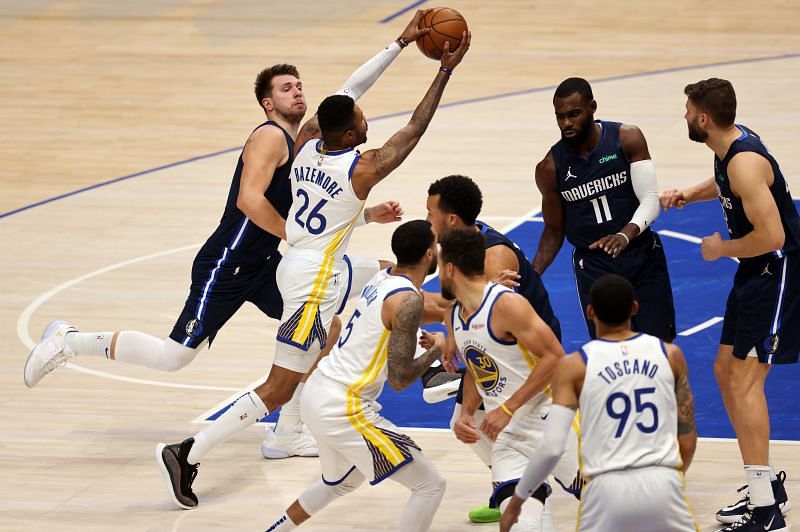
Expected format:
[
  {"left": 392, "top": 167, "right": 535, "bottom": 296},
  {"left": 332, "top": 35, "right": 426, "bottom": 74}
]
[
  {"left": 24, "top": 320, "right": 77, "bottom": 388},
  {"left": 260, "top": 424, "right": 319, "bottom": 459}
]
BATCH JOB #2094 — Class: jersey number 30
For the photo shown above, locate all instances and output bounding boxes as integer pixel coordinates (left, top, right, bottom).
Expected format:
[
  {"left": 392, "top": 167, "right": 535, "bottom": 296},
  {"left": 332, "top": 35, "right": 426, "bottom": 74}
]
[
  {"left": 605, "top": 387, "right": 659, "bottom": 438},
  {"left": 295, "top": 189, "right": 328, "bottom": 235}
]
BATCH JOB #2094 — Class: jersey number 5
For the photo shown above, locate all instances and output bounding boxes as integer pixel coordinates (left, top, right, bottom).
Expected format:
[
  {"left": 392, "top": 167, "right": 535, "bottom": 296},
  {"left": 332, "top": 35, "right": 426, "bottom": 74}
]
[
  {"left": 605, "top": 387, "right": 659, "bottom": 438},
  {"left": 295, "top": 189, "right": 328, "bottom": 235}
]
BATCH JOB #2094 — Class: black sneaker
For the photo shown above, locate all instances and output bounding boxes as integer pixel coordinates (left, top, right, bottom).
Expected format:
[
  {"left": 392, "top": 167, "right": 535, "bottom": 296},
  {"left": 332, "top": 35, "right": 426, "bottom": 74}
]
[
  {"left": 157, "top": 438, "right": 199, "bottom": 509},
  {"left": 716, "top": 471, "right": 791, "bottom": 524},
  {"left": 421, "top": 365, "right": 462, "bottom": 404},
  {"left": 718, "top": 503, "right": 788, "bottom": 531}
]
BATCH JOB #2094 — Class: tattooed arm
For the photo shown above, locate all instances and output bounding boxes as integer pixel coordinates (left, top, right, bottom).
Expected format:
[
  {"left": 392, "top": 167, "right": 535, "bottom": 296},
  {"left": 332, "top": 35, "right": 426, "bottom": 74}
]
[
  {"left": 667, "top": 343, "right": 697, "bottom": 472},
  {"left": 383, "top": 290, "right": 445, "bottom": 391}
]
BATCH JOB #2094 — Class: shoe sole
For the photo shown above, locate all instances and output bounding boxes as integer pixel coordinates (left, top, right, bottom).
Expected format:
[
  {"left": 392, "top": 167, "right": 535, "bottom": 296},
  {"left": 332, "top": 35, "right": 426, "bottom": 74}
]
[
  {"left": 23, "top": 345, "right": 41, "bottom": 388},
  {"left": 24, "top": 320, "right": 71, "bottom": 388},
  {"left": 156, "top": 443, "right": 197, "bottom": 510},
  {"left": 422, "top": 380, "right": 460, "bottom": 404},
  {"left": 260, "top": 441, "right": 291, "bottom": 459},
  {"left": 716, "top": 500, "right": 791, "bottom": 524}
]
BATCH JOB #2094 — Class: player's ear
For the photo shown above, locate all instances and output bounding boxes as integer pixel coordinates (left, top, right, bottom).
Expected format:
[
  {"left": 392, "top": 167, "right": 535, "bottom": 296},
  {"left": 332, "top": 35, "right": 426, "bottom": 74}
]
[
  {"left": 630, "top": 300, "right": 639, "bottom": 317},
  {"left": 261, "top": 97, "right": 274, "bottom": 112},
  {"left": 589, "top": 99, "right": 597, "bottom": 114},
  {"left": 586, "top": 304, "right": 595, "bottom": 320}
]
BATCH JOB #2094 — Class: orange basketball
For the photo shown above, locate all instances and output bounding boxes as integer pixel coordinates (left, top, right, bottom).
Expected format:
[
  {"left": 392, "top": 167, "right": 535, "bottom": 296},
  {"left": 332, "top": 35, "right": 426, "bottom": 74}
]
[{"left": 416, "top": 7, "right": 468, "bottom": 61}]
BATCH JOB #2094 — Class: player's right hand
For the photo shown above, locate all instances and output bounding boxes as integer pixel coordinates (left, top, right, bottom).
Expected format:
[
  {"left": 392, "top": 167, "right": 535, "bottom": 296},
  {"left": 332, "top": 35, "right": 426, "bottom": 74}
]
[
  {"left": 489, "top": 269, "right": 521, "bottom": 288},
  {"left": 441, "top": 332, "right": 461, "bottom": 373},
  {"left": 660, "top": 189, "right": 686, "bottom": 211},
  {"left": 454, "top": 415, "right": 480, "bottom": 444},
  {"left": 440, "top": 30, "right": 471, "bottom": 71},
  {"left": 399, "top": 9, "right": 432, "bottom": 43}
]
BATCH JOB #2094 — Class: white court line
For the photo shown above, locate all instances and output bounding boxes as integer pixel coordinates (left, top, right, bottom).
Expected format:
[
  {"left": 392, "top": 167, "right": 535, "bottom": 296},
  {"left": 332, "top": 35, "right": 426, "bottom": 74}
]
[{"left": 678, "top": 316, "right": 724, "bottom": 336}]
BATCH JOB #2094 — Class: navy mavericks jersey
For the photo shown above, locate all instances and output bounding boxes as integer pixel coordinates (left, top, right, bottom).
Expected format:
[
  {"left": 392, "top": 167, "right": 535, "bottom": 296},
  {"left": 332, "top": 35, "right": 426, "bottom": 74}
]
[
  {"left": 476, "top": 220, "right": 561, "bottom": 340},
  {"left": 203, "top": 121, "right": 294, "bottom": 259},
  {"left": 552, "top": 121, "right": 644, "bottom": 251},
  {"left": 714, "top": 124, "right": 800, "bottom": 264}
]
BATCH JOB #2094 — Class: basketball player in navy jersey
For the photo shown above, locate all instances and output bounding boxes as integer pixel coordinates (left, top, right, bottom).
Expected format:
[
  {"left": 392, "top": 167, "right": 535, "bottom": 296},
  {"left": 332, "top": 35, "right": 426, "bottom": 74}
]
[
  {"left": 661, "top": 78, "right": 798, "bottom": 532},
  {"left": 533, "top": 77, "right": 676, "bottom": 342},
  {"left": 424, "top": 175, "right": 577, "bottom": 524},
  {"left": 24, "top": 9, "right": 432, "bottom": 475}
]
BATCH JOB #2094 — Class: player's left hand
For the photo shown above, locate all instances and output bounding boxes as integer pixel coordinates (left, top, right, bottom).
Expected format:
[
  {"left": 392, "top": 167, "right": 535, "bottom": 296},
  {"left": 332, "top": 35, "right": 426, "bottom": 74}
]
[
  {"left": 489, "top": 269, "right": 520, "bottom": 288},
  {"left": 400, "top": 9, "right": 432, "bottom": 43},
  {"left": 419, "top": 330, "right": 445, "bottom": 353},
  {"left": 589, "top": 233, "right": 629, "bottom": 259},
  {"left": 480, "top": 406, "right": 512, "bottom": 442},
  {"left": 701, "top": 232, "right": 723, "bottom": 261},
  {"left": 499, "top": 496, "right": 524, "bottom": 532},
  {"left": 365, "top": 201, "right": 403, "bottom": 224}
]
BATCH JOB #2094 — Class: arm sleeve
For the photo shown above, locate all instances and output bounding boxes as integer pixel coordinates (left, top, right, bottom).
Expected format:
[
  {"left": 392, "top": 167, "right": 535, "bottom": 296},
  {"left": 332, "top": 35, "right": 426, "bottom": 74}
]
[
  {"left": 336, "top": 42, "right": 403, "bottom": 102},
  {"left": 629, "top": 159, "right": 661, "bottom": 233},
  {"left": 514, "top": 404, "right": 575, "bottom": 499}
]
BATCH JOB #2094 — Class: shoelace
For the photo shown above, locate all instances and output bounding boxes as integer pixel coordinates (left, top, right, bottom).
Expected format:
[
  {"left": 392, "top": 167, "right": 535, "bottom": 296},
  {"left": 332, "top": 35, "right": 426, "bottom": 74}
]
[{"left": 43, "top": 350, "right": 73, "bottom": 375}]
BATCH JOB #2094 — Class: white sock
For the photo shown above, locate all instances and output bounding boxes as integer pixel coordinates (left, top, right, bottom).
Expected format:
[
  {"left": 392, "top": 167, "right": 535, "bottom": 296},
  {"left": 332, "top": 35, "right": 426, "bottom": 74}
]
[
  {"left": 769, "top": 459, "right": 778, "bottom": 481},
  {"left": 745, "top": 465, "right": 775, "bottom": 507},
  {"left": 187, "top": 391, "right": 268, "bottom": 464},
  {"left": 65, "top": 331, "right": 114, "bottom": 358},
  {"left": 265, "top": 513, "right": 297, "bottom": 531},
  {"left": 276, "top": 383, "right": 303, "bottom": 434}
]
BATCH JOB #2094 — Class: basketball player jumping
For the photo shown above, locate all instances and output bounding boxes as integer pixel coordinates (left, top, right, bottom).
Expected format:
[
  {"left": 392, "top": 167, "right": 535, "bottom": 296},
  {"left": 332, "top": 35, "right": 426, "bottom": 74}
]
[
  {"left": 500, "top": 274, "right": 698, "bottom": 532},
  {"left": 265, "top": 220, "right": 447, "bottom": 532},
  {"left": 533, "top": 77, "right": 676, "bottom": 342},
  {"left": 661, "top": 78, "right": 798, "bottom": 532},
  {"left": 156, "top": 28, "right": 471, "bottom": 510},
  {"left": 24, "top": 10, "right": 434, "bottom": 461},
  {"left": 435, "top": 228, "right": 578, "bottom": 531}
]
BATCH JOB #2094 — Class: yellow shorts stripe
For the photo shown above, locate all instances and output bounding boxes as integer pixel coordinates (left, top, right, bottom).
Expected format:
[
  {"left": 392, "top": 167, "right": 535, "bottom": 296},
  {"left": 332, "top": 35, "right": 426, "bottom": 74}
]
[{"left": 292, "top": 254, "right": 335, "bottom": 344}]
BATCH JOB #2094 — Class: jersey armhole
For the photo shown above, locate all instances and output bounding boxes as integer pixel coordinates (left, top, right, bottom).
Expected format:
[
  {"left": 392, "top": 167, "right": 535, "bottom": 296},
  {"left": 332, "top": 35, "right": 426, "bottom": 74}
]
[
  {"left": 487, "top": 290, "right": 517, "bottom": 346},
  {"left": 658, "top": 340, "right": 669, "bottom": 359},
  {"left": 577, "top": 347, "right": 589, "bottom": 364},
  {"left": 383, "top": 286, "right": 417, "bottom": 301}
]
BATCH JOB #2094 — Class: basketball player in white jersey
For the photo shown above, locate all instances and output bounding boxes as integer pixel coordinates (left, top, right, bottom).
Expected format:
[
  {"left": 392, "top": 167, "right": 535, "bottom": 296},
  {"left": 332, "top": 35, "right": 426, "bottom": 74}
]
[
  {"left": 434, "top": 228, "right": 576, "bottom": 531},
  {"left": 264, "top": 220, "right": 447, "bottom": 531},
  {"left": 500, "top": 274, "right": 699, "bottom": 532},
  {"left": 156, "top": 27, "right": 470, "bottom": 510}
]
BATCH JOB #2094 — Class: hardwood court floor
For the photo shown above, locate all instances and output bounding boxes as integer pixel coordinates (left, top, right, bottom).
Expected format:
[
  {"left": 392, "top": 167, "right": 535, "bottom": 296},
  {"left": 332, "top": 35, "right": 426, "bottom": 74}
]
[{"left": 1, "top": 1, "right": 799, "bottom": 530}]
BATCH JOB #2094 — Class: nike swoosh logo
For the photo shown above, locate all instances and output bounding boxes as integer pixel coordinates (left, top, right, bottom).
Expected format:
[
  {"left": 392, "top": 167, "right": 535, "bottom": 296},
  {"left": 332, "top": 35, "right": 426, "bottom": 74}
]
[
  {"left": 764, "top": 514, "right": 775, "bottom": 530},
  {"left": 541, "top": 413, "right": 549, "bottom": 420}
]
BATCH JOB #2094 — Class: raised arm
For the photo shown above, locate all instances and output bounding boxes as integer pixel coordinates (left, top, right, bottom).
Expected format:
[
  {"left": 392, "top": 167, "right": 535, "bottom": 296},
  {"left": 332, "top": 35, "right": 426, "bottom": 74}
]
[
  {"left": 532, "top": 152, "right": 566, "bottom": 275},
  {"left": 351, "top": 32, "right": 471, "bottom": 199},
  {"left": 384, "top": 291, "right": 444, "bottom": 391},
  {"left": 479, "top": 293, "right": 565, "bottom": 441},
  {"left": 660, "top": 176, "right": 718, "bottom": 211},
  {"left": 236, "top": 125, "right": 290, "bottom": 239},
  {"left": 666, "top": 343, "right": 696, "bottom": 472}
]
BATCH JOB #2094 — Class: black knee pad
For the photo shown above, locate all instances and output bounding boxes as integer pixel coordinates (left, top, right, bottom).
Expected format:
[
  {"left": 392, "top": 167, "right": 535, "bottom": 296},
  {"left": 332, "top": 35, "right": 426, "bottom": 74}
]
[{"left": 490, "top": 480, "right": 551, "bottom": 508}]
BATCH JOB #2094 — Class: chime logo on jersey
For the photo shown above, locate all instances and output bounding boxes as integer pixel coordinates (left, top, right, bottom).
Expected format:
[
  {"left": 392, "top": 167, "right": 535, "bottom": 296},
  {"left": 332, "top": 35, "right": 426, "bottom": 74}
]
[{"left": 464, "top": 345, "right": 504, "bottom": 394}]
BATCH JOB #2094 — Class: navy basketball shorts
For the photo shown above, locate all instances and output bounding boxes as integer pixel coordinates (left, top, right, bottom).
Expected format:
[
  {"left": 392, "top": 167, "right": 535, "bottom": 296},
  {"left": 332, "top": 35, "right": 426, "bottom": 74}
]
[
  {"left": 721, "top": 253, "right": 800, "bottom": 364},
  {"left": 573, "top": 231, "right": 676, "bottom": 342},
  {"left": 169, "top": 248, "right": 283, "bottom": 349}
]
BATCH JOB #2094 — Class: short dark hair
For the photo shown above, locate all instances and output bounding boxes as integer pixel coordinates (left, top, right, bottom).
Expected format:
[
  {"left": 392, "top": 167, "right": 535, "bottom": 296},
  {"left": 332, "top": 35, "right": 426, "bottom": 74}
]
[
  {"left": 317, "top": 95, "right": 356, "bottom": 139},
  {"left": 427, "top": 175, "right": 483, "bottom": 225},
  {"left": 254, "top": 64, "right": 300, "bottom": 104},
  {"left": 684, "top": 78, "right": 736, "bottom": 127},
  {"left": 439, "top": 229, "right": 485, "bottom": 277},
  {"left": 392, "top": 220, "right": 435, "bottom": 267},
  {"left": 554, "top": 77, "right": 593, "bottom": 102},
  {"left": 589, "top": 274, "right": 635, "bottom": 326}
]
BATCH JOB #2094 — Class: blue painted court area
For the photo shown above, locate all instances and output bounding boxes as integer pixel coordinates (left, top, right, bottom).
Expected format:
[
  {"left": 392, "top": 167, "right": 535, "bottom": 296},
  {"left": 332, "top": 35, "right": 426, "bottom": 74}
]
[{"left": 211, "top": 200, "right": 800, "bottom": 440}]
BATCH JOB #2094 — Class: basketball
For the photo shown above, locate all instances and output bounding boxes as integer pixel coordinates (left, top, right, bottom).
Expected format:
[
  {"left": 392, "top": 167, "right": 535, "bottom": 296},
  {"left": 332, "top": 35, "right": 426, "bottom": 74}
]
[{"left": 416, "top": 7, "right": 468, "bottom": 61}]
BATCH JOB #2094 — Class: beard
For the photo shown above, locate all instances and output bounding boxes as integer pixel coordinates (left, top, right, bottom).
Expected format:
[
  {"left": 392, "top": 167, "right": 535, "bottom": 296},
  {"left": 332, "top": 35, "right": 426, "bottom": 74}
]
[
  {"left": 427, "top": 257, "right": 438, "bottom": 276},
  {"left": 440, "top": 278, "right": 456, "bottom": 301},
  {"left": 561, "top": 118, "right": 594, "bottom": 147},
  {"left": 687, "top": 119, "right": 708, "bottom": 143},
  {"left": 275, "top": 105, "right": 306, "bottom": 126}
]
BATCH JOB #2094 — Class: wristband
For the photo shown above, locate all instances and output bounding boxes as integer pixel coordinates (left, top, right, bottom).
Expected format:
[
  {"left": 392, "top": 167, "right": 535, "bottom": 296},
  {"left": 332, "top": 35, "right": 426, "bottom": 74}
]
[
  {"left": 397, "top": 36, "right": 409, "bottom": 48},
  {"left": 500, "top": 402, "right": 514, "bottom": 417},
  {"left": 615, "top": 232, "right": 630, "bottom": 245},
  {"left": 439, "top": 66, "right": 453, "bottom": 76}
]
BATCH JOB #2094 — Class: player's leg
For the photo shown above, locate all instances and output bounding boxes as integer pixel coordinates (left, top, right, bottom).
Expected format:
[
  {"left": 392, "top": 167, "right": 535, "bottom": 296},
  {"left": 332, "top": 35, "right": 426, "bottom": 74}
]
[
  {"left": 23, "top": 252, "right": 255, "bottom": 386},
  {"left": 628, "top": 234, "right": 676, "bottom": 342},
  {"left": 572, "top": 250, "right": 602, "bottom": 339},
  {"left": 390, "top": 448, "right": 447, "bottom": 532}
]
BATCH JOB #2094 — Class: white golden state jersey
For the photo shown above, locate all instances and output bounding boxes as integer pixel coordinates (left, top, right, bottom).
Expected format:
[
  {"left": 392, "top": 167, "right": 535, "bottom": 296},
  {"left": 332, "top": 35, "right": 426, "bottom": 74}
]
[
  {"left": 286, "top": 139, "right": 366, "bottom": 259},
  {"left": 317, "top": 269, "right": 418, "bottom": 403},
  {"left": 451, "top": 283, "right": 552, "bottom": 419},
  {"left": 578, "top": 333, "right": 682, "bottom": 477}
]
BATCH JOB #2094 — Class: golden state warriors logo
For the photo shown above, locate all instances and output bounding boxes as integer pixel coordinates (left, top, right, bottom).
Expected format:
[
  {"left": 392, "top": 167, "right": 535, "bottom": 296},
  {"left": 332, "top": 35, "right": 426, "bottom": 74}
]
[{"left": 464, "top": 346, "right": 501, "bottom": 393}]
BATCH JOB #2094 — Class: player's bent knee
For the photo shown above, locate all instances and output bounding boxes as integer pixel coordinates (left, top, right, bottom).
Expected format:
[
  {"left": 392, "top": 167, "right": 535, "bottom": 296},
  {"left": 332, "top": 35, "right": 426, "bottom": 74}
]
[{"left": 161, "top": 339, "right": 200, "bottom": 371}]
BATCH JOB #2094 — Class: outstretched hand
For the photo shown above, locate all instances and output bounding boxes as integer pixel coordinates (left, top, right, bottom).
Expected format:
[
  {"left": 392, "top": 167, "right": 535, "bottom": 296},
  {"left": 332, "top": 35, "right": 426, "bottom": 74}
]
[
  {"left": 440, "top": 30, "right": 471, "bottom": 71},
  {"left": 399, "top": 9, "right": 432, "bottom": 43},
  {"left": 365, "top": 201, "right": 404, "bottom": 224}
]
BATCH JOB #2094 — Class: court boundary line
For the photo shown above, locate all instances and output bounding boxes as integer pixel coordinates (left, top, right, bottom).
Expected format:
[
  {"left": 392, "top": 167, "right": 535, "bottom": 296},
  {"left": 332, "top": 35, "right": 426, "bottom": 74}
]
[
  {"left": 378, "top": 0, "right": 429, "bottom": 23},
  {"left": 2, "top": 51, "right": 798, "bottom": 221}
]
